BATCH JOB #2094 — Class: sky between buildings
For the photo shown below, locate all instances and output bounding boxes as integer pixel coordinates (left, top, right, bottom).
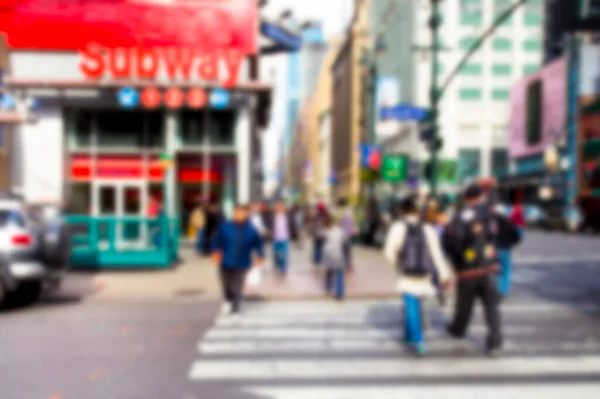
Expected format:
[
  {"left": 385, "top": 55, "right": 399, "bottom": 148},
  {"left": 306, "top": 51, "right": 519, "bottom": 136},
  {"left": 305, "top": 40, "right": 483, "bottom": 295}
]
[{"left": 260, "top": 0, "right": 355, "bottom": 193}]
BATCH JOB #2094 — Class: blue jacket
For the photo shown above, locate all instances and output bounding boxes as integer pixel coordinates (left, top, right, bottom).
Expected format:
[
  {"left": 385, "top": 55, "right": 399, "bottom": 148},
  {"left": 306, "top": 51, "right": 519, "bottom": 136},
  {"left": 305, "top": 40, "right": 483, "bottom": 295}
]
[{"left": 211, "top": 220, "right": 264, "bottom": 270}]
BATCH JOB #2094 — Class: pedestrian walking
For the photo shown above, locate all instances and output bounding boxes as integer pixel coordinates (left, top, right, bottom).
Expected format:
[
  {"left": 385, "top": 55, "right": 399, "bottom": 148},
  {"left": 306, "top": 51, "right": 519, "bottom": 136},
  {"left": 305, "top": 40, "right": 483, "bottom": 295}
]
[
  {"left": 189, "top": 201, "right": 206, "bottom": 255},
  {"left": 384, "top": 196, "right": 452, "bottom": 356},
  {"left": 442, "top": 184, "right": 518, "bottom": 356},
  {"left": 497, "top": 193, "right": 525, "bottom": 297},
  {"left": 310, "top": 204, "right": 327, "bottom": 266},
  {"left": 269, "top": 201, "right": 293, "bottom": 275},
  {"left": 211, "top": 204, "right": 264, "bottom": 316},
  {"left": 322, "top": 212, "right": 348, "bottom": 300},
  {"left": 250, "top": 202, "right": 267, "bottom": 238},
  {"left": 338, "top": 200, "right": 357, "bottom": 271}
]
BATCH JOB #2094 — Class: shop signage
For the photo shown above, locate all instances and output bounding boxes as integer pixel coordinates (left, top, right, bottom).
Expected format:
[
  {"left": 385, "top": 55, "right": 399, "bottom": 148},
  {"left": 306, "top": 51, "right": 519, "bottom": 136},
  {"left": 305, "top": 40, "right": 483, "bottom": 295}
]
[
  {"left": 141, "top": 88, "right": 161, "bottom": 109},
  {"left": 187, "top": 88, "right": 207, "bottom": 109},
  {"left": 79, "top": 45, "right": 244, "bottom": 87},
  {"left": 359, "top": 144, "right": 381, "bottom": 169},
  {"left": 0, "top": 0, "right": 258, "bottom": 53},
  {"left": 210, "top": 88, "right": 231, "bottom": 109},
  {"left": 117, "top": 87, "right": 139, "bottom": 109},
  {"left": 380, "top": 105, "right": 428, "bottom": 121},
  {"left": 381, "top": 154, "right": 408, "bottom": 183}
]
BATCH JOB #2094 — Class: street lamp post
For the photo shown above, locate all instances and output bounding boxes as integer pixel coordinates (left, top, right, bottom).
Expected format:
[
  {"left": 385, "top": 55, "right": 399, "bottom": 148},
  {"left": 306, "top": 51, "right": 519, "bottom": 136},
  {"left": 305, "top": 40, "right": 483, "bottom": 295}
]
[
  {"left": 429, "top": 0, "right": 441, "bottom": 196},
  {"left": 426, "top": 0, "right": 529, "bottom": 195}
]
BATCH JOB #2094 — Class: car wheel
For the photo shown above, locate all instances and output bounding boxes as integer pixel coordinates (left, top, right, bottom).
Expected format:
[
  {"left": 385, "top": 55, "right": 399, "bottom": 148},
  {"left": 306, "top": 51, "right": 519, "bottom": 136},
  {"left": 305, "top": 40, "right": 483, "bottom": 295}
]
[{"left": 5, "top": 281, "right": 42, "bottom": 308}]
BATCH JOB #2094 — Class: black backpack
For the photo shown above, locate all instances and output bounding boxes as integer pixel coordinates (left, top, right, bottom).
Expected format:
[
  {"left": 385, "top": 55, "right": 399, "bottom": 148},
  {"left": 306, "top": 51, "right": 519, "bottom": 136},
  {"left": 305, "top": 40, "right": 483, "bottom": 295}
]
[
  {"left": 460, "top": 206, "right": 498, "bottom": 268},
  {"left": 397, "top": 224, "right": 433, "bottom": 277}
]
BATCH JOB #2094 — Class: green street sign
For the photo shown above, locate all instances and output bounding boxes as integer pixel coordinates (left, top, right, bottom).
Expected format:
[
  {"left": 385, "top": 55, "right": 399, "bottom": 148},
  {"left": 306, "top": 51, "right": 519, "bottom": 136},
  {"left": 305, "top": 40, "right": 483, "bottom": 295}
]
[{"left": 381, "top": 154, "right": 408, "bottom": 182}]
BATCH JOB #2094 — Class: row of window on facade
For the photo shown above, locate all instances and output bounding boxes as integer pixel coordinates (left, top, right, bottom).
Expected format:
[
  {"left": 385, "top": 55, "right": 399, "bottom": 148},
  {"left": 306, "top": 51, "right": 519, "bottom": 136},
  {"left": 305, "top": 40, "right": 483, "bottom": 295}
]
[{"left": 67, "top": 109, "right": 237, "bottom": 149}]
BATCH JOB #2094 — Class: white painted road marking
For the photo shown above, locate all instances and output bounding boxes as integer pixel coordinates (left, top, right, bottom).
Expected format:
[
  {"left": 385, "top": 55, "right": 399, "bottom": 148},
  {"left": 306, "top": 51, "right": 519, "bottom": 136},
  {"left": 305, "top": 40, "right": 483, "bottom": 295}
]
[
  {"left": 243, "top": 384, "right": 600, "bottom": 399},
  {"left": 189, "top": 355, "right": 600, "bottom": 380}
]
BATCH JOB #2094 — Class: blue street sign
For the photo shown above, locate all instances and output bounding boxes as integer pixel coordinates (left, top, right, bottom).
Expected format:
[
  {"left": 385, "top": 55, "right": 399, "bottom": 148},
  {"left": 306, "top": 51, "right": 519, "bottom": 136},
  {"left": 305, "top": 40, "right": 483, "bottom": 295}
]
[
  {"left": 0, "top": 94, "right": 16, "bottom": 111},
  {"left": 210, "top": 88, "right": 230, "bottom": 109},
  {"left": 380, "top": 104, "right": 429, "bottom": 121},
  {"left": 117, "top": 87, "right": 139, "bottom": 109}
]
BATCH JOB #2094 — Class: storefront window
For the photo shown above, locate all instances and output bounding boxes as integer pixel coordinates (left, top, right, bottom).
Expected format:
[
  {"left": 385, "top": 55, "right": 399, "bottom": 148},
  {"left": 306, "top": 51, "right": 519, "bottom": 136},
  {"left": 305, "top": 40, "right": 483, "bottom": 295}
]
[
  {"left": 69, "top": 110, "right": 93, "bottom": 148},
  {"left": 68, "top": 183, "right": 91, "bottom": 214},
  {"left": 180, "top": 110, "right": 236, "bottom": 147},
  {"left": 96, "top": 111, "right": 144, "bottom": 148}
]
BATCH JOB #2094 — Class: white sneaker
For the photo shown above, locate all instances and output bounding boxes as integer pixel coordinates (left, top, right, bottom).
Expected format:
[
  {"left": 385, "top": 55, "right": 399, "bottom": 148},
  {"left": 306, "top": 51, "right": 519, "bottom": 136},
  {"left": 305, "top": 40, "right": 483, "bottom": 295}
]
[{"left": 220, "top": 302, "right": 232, "bottom": 316}]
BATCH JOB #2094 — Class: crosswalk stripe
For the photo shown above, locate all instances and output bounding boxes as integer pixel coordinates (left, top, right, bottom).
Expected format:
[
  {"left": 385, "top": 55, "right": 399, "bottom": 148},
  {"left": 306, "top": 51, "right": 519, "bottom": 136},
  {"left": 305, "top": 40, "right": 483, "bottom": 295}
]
[
  {"left": 189, "top": 355, "right": 600, "bottom": 380},
  {"left": 243, "top": 384, "right": 600, "bottom": 399},
  {"left": 199, "top": 337, "right": 600, "bottom": 355},
  {"left": 203, "top": 324, "right": 536, "bottom": 340},
  {"left": 237, "top": 301, "right": 599, "bottom": 316}
]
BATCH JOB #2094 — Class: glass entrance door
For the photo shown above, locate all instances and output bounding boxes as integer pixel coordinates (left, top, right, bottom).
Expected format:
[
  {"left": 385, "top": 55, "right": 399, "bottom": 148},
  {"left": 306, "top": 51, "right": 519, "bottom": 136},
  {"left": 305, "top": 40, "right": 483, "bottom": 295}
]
[{"left": 93, "top": 181, "right": 147, "bottom": 249}]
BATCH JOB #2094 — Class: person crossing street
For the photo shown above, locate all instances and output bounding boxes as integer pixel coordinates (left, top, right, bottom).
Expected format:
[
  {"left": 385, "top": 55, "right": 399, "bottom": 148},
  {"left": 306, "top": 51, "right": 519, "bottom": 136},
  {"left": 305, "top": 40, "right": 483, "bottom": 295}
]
[
  {"left": 211, "top": 204, "right": 264, "bottom": 317},
  {"left": 442, "top": 184, "right": 519, "bottom": 356},
  {"left": 384, "top": 197, "right": 452, "bottom": 356}
]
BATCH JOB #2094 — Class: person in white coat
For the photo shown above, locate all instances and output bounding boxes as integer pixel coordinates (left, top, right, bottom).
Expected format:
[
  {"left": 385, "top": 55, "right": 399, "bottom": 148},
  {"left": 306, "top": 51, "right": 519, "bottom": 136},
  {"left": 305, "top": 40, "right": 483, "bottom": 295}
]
[{"left": 384, "top": 196, "right": 453, "bottom": 356}]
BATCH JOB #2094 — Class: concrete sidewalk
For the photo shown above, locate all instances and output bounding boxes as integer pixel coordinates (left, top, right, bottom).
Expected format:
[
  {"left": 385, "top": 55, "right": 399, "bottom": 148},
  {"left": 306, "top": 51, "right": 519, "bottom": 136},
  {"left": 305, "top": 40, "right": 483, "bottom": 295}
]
[
  {"left": 246, "top": 243, "right": 397, "bottom": 300},
  {"left": 53, "top": 245, "right": 397, "bottom": 303}
]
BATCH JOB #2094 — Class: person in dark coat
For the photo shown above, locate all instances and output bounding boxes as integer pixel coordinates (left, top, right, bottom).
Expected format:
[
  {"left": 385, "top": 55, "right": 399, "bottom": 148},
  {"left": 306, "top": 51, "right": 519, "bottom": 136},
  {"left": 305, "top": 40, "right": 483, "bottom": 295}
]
[{"left": 203, "top": 203, "right": 224, "bottom": 255}]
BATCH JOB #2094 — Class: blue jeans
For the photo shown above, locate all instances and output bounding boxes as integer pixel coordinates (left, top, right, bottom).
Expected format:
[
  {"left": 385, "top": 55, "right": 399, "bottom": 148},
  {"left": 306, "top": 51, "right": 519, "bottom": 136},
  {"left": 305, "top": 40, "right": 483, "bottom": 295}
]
[
  {"left": 325, "top": 269, "right": 345, "bottom": 299},
  {"left": 403, "top": 294, "right": 424, "bottom": 345},
  {"left": 313, "top": 239, "right": 324, "bottom": 265},
  {"left": 195, "top": 229, "right": 204, "bottom": 254},
  {"left": 273, "top": 241, "right": 289, "bottom": 274},
  {"left": 497, "top": 249, "right": 512, "bottom": 296}
]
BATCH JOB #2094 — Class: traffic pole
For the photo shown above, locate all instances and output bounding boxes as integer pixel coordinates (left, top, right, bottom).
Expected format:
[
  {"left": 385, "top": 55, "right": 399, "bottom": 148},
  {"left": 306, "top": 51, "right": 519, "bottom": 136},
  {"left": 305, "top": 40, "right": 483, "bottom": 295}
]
[{"left": 429, "top": 0, "right": 441, "bottom": 196}]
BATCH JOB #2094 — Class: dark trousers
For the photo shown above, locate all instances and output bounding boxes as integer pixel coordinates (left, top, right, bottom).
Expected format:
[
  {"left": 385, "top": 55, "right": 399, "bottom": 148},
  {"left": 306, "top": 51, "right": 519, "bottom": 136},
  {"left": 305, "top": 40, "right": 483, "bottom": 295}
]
[
  {"left": 343, "top": 240, "right": 352, "bottom": 268},
  {"left": 313, "top": 238, "right": 324, "bottom": 265},
  {"left": 325, "top": 269, "right": 345, "bottom": 299},
  {"left": 447, "top": 274, "right": 502, "bottom": 350},
  {"left": 219, "top": 268, "right": 247, "bottom": 313}
]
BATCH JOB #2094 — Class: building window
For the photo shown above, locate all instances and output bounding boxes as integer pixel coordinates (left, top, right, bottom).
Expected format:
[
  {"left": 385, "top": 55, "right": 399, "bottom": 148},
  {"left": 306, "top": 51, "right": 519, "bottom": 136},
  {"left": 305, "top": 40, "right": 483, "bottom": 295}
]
[
  {"left": 526, "top": 79, "right": 543, "bottom": 145},
  {"left": 491, "top": 148, "right": 509, "bottom": 177},
  {"left": 493, "top": 0, "right": 513, "bottom": 26},
  {"left": 460, "top": 63, "right": 482, "bottom": 75},
  {"left": 459, "top": 88, "right": 482, "bottom": 100},
  {"left": 460, "top": 0, "right": 483, "bottom": 26},
  {"left": 459, "top": 37, "right": 478, "bottom": 50},
  {"left": 458, "top": 148, "right": 481, "bottom": 183},
  {"left": 492, "top": 38, "right": 513, "bottom": 50},
  {"left": 524, "top": 11, "right": 542, "bottom": 26},
  {"left": 523, "top": 64, "right": 539, "bottom": 75},
  {"left": 523, "top": 39, "right": 542, "bottom": 51},
  {"left": 436, "top": 62, "right": 445, "bottom": 74},
  {"left": 492, "top": 63, "right": 512, "bottom": 76},
  {"left": 492, "top": 88, "right": 510, "bottom": 101}
]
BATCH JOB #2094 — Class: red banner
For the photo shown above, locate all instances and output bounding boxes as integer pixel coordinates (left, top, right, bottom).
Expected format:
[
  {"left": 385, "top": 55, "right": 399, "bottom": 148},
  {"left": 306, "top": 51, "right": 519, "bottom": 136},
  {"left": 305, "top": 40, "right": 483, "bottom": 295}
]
[{"left": 0, "top": 0, "right": 257, "bottom": 53}]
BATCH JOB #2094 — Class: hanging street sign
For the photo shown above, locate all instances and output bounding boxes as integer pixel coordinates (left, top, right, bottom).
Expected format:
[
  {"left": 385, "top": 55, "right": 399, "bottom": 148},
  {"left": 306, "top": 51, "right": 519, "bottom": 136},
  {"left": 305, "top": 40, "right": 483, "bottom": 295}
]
[
  {"left": 380, "top": 104, "right": 429, "bottom": 121},
  {"left": 359, "top": 144, "right": 381, "bottom": 169},
  {"left": 381, "top": 154, "right": 408, "bottom": 183},
  {"left": 117, "top": 87, "right": 139, "bottom": 109}
]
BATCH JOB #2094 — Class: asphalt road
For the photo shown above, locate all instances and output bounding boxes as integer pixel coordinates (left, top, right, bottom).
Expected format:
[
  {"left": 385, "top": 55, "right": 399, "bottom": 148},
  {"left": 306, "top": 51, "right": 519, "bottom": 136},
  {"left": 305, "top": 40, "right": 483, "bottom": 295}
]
[{"left": 0, "top": 231, "right": 599, "bottom": 399}]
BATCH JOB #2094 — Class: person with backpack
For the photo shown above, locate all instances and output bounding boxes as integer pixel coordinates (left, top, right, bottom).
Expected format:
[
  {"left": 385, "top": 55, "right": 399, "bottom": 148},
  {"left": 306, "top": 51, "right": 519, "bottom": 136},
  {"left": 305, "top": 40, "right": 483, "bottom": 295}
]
[
  {"left": 384, "top": 196, "right": 452, "bottom": 356},
  {"left": 322, "top": 211, "right": 348, "bottom": 300},
  {"left": 442, "top": 184, "right": 519, "bottom": 357}
]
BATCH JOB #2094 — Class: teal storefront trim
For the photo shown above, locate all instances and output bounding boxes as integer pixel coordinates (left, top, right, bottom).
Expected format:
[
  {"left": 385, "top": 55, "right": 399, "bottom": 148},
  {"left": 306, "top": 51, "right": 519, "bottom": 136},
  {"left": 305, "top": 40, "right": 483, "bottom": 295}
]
[{"left": 67, "top": 215, "right": 180, "bottom": 269}]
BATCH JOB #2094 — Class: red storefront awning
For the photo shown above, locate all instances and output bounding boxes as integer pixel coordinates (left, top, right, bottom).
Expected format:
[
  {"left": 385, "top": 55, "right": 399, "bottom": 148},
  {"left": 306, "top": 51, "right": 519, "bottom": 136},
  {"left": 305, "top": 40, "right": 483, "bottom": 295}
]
[{"left": 0, "top": 0, "right": 258, "bottom": 54}]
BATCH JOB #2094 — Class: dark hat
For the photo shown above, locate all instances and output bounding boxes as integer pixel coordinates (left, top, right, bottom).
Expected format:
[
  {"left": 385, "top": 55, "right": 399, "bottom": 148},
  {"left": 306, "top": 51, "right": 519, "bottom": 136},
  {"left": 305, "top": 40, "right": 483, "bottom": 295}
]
[{"left": 464, "top": 184, "right": 482, "bottom": 200}]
